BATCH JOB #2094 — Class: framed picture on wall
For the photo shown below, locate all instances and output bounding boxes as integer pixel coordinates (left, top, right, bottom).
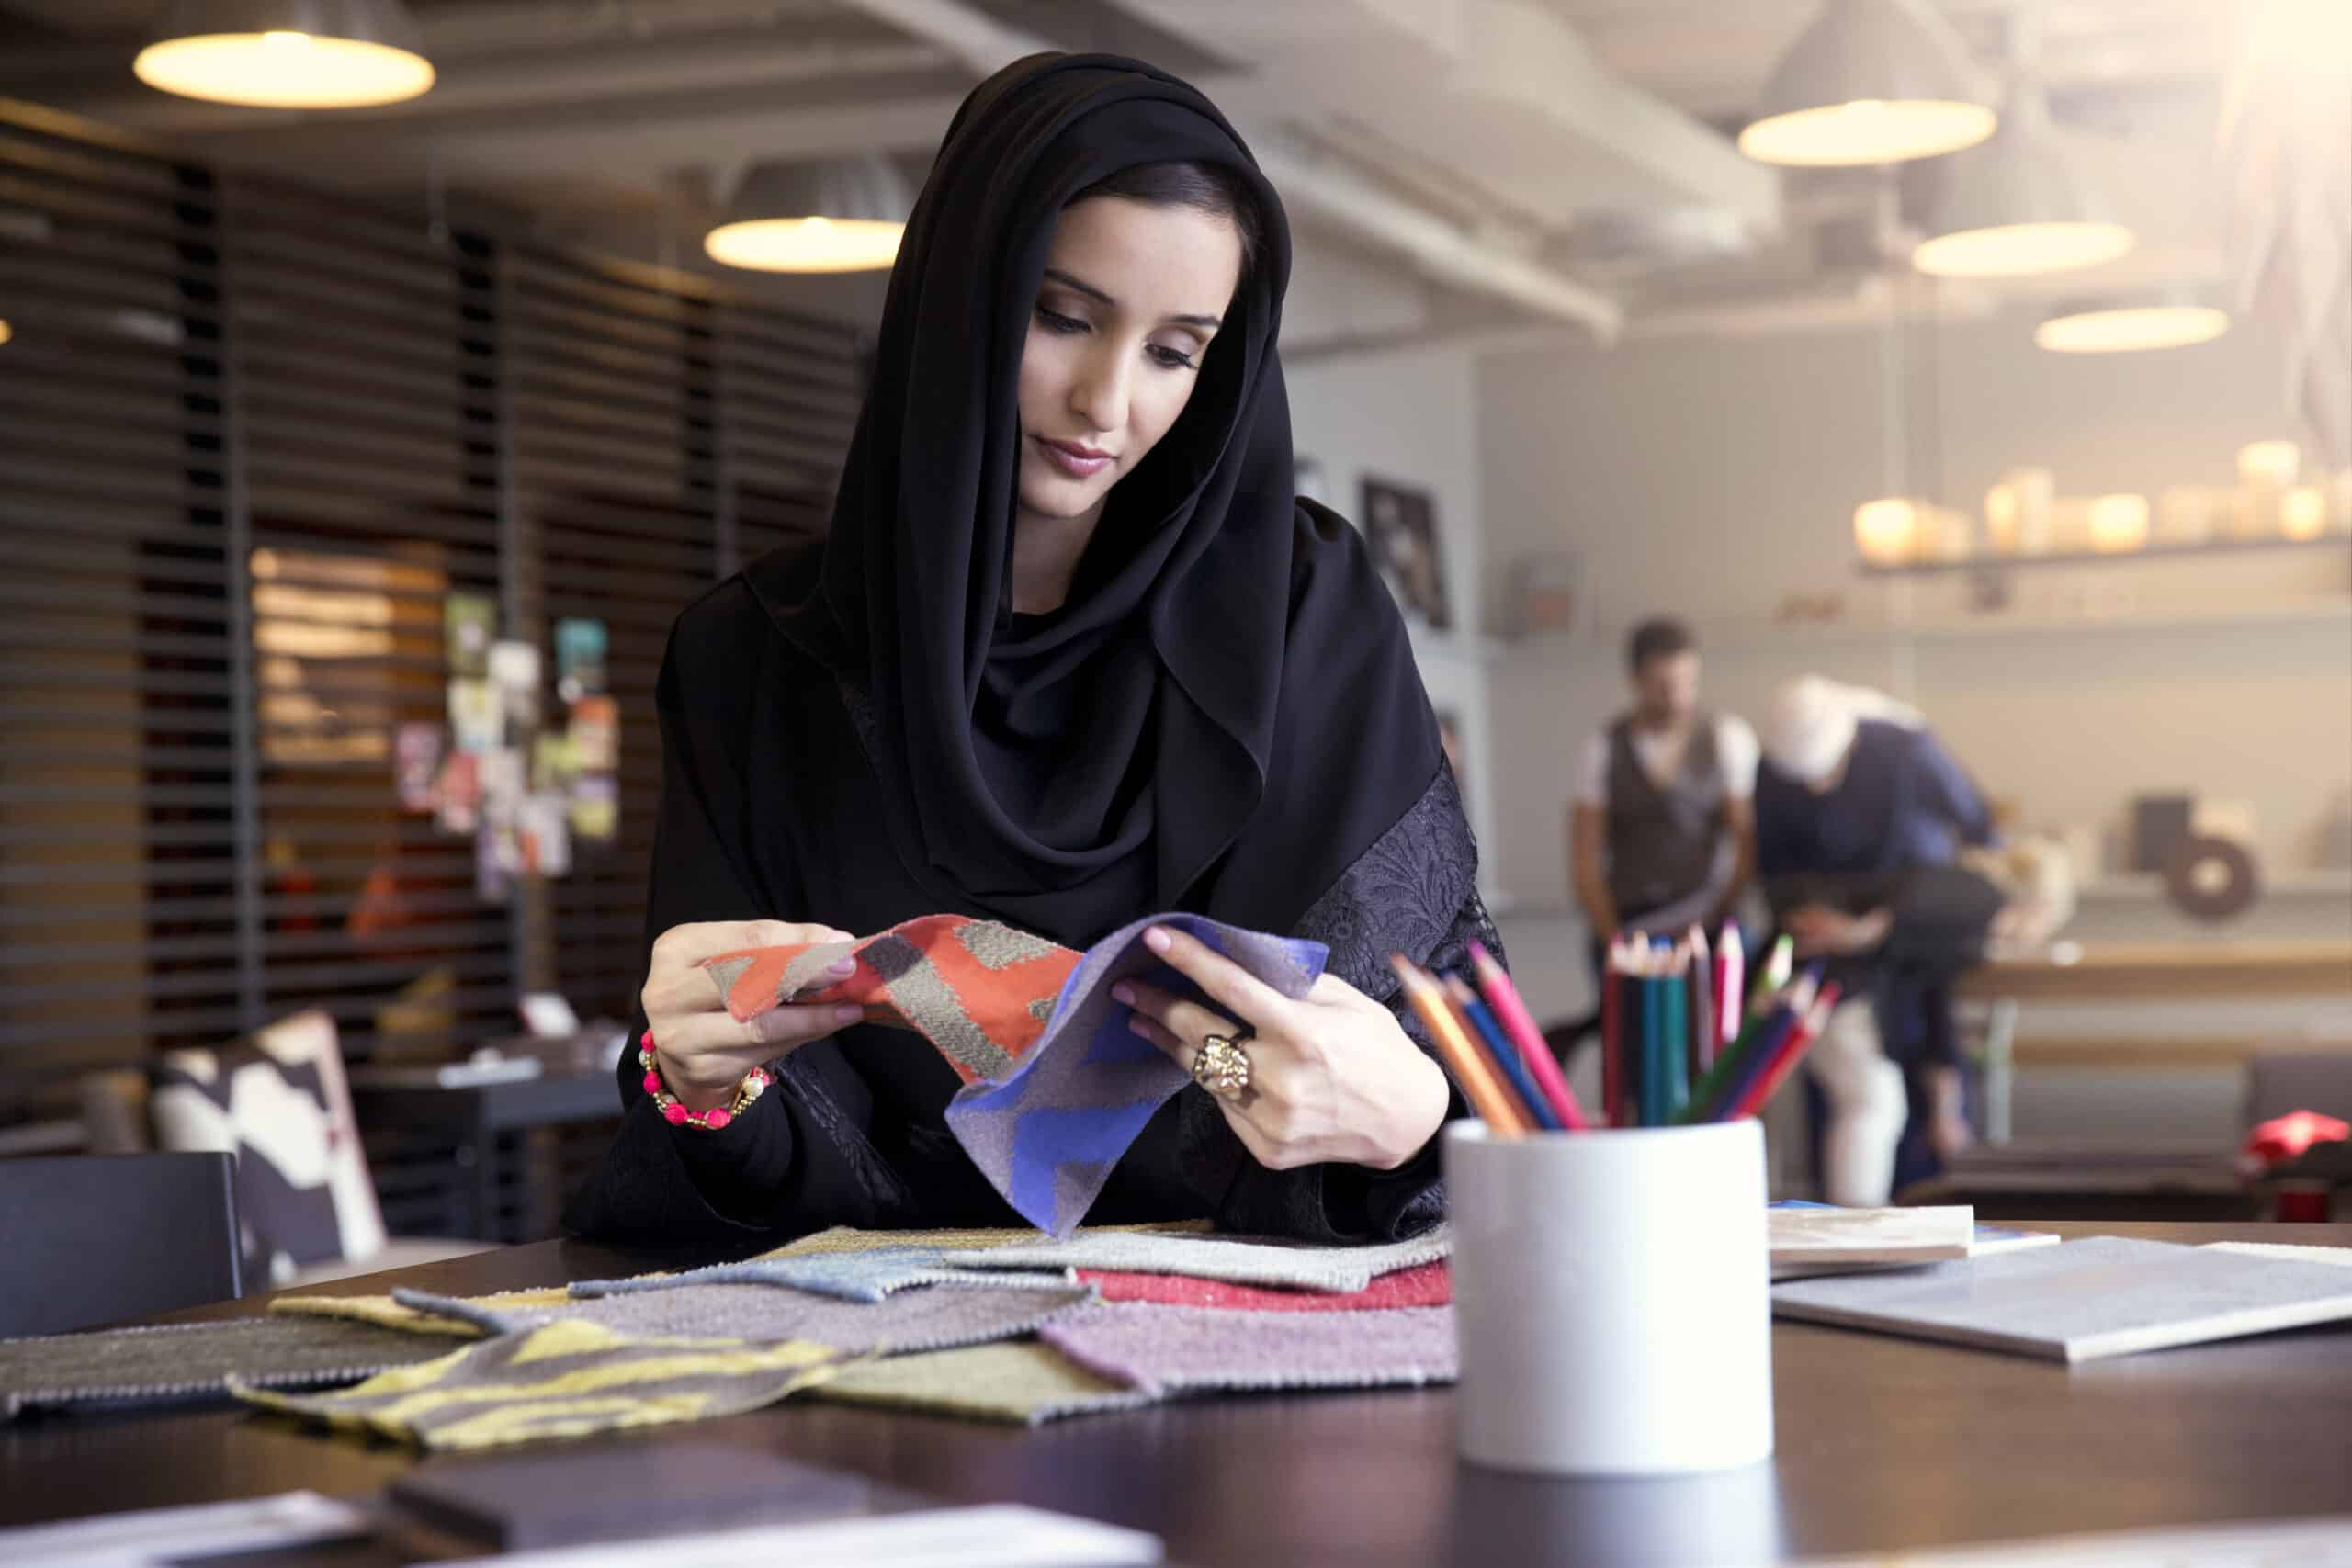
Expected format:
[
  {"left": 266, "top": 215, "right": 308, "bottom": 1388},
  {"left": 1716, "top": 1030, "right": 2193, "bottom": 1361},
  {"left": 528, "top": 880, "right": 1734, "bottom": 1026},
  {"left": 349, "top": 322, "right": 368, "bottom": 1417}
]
[{"left": 1362, "top": 475, "right": 1450, "bottom": 630}]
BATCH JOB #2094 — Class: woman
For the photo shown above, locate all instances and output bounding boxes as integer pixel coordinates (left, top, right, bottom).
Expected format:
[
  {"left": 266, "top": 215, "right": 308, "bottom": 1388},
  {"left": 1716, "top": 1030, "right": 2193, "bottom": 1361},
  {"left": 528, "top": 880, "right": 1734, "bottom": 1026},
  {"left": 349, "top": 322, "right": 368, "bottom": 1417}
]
[{"left": 565, "top": 52, "right": 1498, "bottom": 1251}]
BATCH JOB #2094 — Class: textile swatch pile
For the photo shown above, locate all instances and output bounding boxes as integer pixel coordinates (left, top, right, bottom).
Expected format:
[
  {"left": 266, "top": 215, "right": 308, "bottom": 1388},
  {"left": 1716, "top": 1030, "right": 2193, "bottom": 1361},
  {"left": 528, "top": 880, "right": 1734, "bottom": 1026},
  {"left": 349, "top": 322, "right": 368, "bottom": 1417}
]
[{"left": 2, "top": 1223, "right": 1457, "bottom": 1448}]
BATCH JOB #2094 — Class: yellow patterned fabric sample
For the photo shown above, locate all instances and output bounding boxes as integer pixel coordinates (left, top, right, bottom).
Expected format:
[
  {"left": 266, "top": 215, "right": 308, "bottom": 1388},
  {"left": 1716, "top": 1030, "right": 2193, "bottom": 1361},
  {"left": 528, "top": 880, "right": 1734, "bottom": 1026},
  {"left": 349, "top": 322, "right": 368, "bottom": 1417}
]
[
  {"left": 809, "top": 1340, "right": 1152, "bottom": 1426},
  {"left": 232, "top": 1318, "right": 845, "bottom": 1450}
]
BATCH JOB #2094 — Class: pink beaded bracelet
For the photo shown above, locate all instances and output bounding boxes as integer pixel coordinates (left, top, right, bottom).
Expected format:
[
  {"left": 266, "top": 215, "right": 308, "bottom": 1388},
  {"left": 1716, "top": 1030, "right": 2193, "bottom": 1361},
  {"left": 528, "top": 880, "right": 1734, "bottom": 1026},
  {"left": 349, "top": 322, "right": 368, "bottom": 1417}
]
[{"left": 639, "top": 1030, "right": 772, "bottom": 1131}]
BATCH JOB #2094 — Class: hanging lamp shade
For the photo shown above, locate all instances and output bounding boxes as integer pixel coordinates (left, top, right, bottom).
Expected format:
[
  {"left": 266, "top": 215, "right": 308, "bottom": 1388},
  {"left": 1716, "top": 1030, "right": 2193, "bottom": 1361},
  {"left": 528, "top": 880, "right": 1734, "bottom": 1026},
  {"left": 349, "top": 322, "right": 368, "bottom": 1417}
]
[
  {"left": 1913, "top": 86, "right": 2133, "bottom": 276},
  {"left": 2037, "top": 291, "right": 2232, "bottom": 353},
  {"left": 1739, "top": 0, "right": 1997, "bottom": 167},
  {"left": 704, "top": 156, "right": 912, "bottom": 273},
  {"left": 134, "top": 0, "right": 435, "bottom": 108}
]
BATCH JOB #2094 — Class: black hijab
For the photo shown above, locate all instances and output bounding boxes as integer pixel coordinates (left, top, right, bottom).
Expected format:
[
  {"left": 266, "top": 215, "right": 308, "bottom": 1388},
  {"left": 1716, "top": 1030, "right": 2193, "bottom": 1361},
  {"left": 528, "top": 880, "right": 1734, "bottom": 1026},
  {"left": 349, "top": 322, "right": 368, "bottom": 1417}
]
[{"left": 751, "top": 51, "right": 1441, "bottom": 946}]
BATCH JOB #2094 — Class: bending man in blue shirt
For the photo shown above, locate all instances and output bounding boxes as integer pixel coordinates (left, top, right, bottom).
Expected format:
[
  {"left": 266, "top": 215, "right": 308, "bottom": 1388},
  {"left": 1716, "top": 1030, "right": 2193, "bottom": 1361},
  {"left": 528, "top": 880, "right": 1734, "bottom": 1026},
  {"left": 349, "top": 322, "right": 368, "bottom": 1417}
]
[{"left": 1755, "top": 677, "right": 1999, "bottom": 1205}]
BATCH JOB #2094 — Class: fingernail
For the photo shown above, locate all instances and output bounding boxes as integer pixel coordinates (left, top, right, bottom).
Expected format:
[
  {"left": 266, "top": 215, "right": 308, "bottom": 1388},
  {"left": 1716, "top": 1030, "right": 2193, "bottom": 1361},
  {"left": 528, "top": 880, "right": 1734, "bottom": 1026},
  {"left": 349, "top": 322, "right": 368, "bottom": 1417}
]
[
  {"left": 1111, "top": 982, "right": 1135, "bottom": 1007},
  {"left": 1142, "top": 927, "right": 1171, "bottom": 953},
  {"left": 825, "top": 957, "right": 857, "bottom": 977},
  {"left": 834, "top": 1004, "right": 863, "bottom": 1024}
]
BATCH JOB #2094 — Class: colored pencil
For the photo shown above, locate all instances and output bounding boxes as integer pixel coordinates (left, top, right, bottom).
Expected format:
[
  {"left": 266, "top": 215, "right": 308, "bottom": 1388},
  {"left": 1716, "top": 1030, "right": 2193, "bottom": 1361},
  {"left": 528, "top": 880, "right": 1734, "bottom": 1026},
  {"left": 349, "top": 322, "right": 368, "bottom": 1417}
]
[
  {"left": 1445, "top": 974, "right": 1561, "bottom": 1133},
  {"left": 1689, "top": 925, "right": 1715, "bottom": 1076},
  {"left": 1390, "top": 953, "right": 1529, "bottom": 1137},
  {"left": 1600, "top": 935, "right": 1623, "bottom": 1128},
  {"left": 1660, "top": 939, "right": 1690, "bottom": 1122},
  {"left": 1725, "top": 982, "right": 1841, "bottom": 1121},
  {"left": 1614, "top": 940, "right": 1644, "bottom": 1126},
  {"left": 1641, "top": 942, "right": 1668, "bottom": 1127},
  {"left": 1676, "top": 961, "right": 1815, "bottom": 1125},
  {"left": 1717, "top": 921, "right": 1745, "bottom": 1043},
  {"left": 1753, "top": 933, "right": 1793, "bottom": 1016},
  {"left": 1467, "top": 941, "right": 1589, "bottom": 1131},
  {"left": 1708, "top": 970, "right": 1820, "bottom": 1122}
]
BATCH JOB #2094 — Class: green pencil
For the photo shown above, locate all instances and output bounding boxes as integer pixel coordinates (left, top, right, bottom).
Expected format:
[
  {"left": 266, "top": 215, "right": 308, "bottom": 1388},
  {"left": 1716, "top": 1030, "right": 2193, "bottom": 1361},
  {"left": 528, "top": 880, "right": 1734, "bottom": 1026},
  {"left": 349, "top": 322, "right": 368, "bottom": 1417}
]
[
  {"left": 1750, "top": 934, "right": 1794, "bottom": 1019},
  {"left": 1677, "top": 1005, "right": 1775, "bottom": 1125}
]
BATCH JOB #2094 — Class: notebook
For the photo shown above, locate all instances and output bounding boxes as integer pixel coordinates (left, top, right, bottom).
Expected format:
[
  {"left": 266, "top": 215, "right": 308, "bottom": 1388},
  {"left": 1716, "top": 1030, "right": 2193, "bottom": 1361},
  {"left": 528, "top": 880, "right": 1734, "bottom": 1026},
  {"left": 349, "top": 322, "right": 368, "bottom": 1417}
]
[
  {"left": 1769, "top": 1202, "right": 2059, "bottom": 1281},
  {"left": 1770, "top": 1235, "right": 2352, "bottom": 1362}
]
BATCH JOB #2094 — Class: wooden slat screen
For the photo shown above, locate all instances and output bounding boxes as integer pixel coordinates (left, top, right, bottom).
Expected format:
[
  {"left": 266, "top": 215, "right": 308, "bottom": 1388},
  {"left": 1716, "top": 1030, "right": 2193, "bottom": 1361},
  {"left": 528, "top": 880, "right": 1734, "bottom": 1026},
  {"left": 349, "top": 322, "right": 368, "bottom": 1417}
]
[{"left": 0, "top": 103, "right": 857, "bottom": 1125}]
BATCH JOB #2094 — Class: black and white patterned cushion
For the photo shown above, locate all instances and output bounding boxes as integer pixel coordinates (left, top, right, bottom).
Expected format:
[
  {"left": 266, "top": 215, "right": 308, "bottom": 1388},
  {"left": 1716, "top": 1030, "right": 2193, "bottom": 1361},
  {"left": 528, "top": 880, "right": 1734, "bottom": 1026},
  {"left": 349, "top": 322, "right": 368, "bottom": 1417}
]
[{"left": 151, "top": 1010, "right": 386, "bottom": 1286}]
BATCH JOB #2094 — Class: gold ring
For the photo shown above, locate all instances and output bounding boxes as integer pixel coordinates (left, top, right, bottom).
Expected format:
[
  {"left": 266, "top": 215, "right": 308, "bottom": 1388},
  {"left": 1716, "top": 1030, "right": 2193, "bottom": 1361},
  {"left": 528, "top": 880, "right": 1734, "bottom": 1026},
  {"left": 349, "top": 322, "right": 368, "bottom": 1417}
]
[{"left": 1193, "top": 1032, "right": 1252, "bottom": 1100}]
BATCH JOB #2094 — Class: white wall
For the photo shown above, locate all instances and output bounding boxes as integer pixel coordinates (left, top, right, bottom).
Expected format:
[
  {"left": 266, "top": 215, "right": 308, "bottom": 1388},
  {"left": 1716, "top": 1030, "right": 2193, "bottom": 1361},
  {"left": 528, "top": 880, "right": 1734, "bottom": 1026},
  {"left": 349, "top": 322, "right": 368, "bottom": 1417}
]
[{"left": 1286, "top": 340, "right": 1503, "bottom": 886}]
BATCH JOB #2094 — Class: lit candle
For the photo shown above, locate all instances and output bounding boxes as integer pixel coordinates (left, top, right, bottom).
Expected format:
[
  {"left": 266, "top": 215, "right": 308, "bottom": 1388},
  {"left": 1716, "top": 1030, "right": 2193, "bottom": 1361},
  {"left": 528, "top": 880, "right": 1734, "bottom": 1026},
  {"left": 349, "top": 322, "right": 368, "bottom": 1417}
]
[
  {"left": 2088, "top": 493, "right": 2150, "bottom": 553},
  {"left": 1853, "top": 498, "right": 1917, "bottom": 566},
  {"left": 2282, "top": 486, "right": 2327, "bottom": 541}
]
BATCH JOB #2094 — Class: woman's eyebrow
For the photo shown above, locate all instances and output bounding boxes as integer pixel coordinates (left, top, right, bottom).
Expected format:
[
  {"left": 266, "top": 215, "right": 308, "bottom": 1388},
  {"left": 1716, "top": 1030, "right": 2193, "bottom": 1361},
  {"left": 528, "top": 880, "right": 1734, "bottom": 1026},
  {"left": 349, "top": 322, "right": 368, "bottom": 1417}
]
[{"left": 1041, "top": 266, "right": 1223, "bottom": 331}]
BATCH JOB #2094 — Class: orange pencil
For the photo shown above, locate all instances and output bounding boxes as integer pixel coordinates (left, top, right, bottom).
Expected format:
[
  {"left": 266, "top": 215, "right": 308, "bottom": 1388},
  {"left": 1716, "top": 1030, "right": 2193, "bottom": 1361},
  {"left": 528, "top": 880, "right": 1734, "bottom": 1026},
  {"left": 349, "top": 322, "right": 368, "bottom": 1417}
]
[{"left": 1391, "top": 953, "right": 1530, "bottom": 1137}]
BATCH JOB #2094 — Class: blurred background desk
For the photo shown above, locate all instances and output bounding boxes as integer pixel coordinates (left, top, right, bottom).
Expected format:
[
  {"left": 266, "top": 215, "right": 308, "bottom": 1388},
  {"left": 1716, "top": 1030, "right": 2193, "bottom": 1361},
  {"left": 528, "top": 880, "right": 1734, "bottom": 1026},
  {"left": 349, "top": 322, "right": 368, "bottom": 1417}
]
[
  {"left": 1959, "top": 940, "right": 2352, "bottom": 1148},
  {"left": 350, "top": 1071, "right": 620, "bottom": 1245}
]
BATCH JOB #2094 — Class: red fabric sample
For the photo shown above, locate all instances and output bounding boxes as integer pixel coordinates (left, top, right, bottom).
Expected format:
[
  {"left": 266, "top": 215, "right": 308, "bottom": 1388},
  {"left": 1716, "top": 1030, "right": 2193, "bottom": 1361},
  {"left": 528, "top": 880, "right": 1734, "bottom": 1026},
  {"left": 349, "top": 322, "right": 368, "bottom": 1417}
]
[{"left": 1077, "top": 1259, "right": 1453, "bottom": 1312}]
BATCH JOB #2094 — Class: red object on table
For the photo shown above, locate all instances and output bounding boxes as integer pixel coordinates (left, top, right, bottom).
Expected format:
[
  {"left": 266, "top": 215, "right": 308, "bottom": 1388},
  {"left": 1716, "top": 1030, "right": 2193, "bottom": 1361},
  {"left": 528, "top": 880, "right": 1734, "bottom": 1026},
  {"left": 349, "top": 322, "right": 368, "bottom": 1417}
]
[{"left": 2243, "top": 1110, "right": 2352, "bottom": 1170}]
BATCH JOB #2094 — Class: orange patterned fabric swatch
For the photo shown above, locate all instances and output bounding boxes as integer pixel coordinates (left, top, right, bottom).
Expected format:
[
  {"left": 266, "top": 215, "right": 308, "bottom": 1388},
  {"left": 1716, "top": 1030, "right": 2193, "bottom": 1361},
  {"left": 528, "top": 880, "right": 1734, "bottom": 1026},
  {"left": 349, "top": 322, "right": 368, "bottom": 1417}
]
[{"left": 703, "top": 914, "right": 1081, "bottom": 1086}]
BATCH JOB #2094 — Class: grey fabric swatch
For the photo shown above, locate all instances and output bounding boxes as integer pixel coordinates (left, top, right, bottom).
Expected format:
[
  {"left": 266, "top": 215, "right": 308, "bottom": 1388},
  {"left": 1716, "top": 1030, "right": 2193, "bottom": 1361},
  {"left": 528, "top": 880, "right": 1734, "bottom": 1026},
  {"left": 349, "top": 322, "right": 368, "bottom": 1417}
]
[
  {"left": 2, "top": 1314, "right": 446, "bottom": 1418},
  {"left": 568, "top": 1247, "right": 1076, "bottom": 1304},
  {"left": 391, "top": 1280, "right": 1096, "bottom": 1356},
  {"left": 939, "top": 1225, "right": 1453, "bottom": 1293},
  {"left": 1039, "top": 1303, "right": 1458, "bottom": 1395}
]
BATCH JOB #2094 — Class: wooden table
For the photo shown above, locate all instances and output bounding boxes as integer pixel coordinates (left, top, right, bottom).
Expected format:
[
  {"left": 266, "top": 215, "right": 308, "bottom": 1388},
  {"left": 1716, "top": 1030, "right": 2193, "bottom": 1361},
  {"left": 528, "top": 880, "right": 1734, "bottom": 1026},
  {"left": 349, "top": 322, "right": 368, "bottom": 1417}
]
[{"left": 6, "top": 1222, "right": 2350, "bottom": 1565}]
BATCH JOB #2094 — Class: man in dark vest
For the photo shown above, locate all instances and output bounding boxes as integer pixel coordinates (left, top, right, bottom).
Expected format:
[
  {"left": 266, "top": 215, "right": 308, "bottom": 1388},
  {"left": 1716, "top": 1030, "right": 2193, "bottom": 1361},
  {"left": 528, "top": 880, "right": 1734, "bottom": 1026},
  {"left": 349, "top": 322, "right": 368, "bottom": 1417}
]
[{"left": 1568, "top": 618, "right": 1758, "bottom": 956}]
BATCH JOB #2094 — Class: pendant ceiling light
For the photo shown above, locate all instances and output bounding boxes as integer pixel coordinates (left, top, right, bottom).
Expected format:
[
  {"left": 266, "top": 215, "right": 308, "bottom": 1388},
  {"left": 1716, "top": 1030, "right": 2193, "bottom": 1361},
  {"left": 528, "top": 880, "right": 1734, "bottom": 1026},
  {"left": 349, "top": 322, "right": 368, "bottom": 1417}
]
[
  {"left": 1740, "top": 0, "right": 1997, "bottom": 167},
  {"left": 1913, "top": 83, "right": 2133, "bottom": 276},
  {"left": 705, "top": 156, "right": 913, "bottom": 274},
  {"left": 134, "top": 0, "right": 435, "bottom": 109},
  {"left": 2036, "top": 292, "right": 2231, "bottom": 354}
]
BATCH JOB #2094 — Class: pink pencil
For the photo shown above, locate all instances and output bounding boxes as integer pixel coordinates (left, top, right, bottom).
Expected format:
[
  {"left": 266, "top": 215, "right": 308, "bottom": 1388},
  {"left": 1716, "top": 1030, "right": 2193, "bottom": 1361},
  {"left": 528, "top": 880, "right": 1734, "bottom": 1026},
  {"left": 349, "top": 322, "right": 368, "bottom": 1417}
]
[
  {"left": 1467, "top": 941, "right": 1589, "bottom": 1131},
  {"left": 1716, "top": 922, "right": 1744, "bottom": 1045},
  {"left": 1724, "top": 982, "right": 1841, "bottom": 1121}
]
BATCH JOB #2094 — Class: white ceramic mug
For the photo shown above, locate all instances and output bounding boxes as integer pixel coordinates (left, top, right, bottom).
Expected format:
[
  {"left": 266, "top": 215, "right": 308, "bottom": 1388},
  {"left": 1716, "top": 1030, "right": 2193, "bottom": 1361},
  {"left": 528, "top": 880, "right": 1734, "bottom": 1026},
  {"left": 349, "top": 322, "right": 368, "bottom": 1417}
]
[{"left": 1445, "top": 1118, "right": 1773, "bottom": 1475}]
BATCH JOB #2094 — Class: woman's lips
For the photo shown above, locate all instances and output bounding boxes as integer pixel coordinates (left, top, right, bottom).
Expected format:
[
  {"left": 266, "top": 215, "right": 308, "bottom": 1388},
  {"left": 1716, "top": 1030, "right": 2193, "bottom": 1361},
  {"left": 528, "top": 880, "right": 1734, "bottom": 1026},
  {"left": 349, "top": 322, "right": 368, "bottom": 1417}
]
[{"left": 1035, "top": 435, "right": 1114, "bottom": 478}]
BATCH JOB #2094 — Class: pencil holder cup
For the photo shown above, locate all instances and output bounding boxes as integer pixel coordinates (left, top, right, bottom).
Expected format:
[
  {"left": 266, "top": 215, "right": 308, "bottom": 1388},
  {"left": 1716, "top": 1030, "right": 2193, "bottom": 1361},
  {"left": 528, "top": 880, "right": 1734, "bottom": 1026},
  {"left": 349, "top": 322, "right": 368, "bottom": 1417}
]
[{"left": 1444, "top": 1118, "right": 1773, "bottom": 1475}]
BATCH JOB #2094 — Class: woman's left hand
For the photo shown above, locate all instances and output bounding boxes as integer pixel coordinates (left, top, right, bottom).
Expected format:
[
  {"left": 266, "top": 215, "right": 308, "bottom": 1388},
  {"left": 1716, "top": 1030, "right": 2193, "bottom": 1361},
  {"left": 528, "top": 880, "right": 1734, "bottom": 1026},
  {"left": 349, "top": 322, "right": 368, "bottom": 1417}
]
[{"left": 1112, "top": 924, "right": 1450, "bottom": 1172}]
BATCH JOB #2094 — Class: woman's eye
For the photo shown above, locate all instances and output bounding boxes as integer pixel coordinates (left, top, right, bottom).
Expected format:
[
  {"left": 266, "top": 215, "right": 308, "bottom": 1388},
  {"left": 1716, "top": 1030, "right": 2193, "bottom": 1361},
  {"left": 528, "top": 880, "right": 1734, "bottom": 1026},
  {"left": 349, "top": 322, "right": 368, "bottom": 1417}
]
[
  {"left": 1148, "top": 344, "right": 1196, "bottom": 370},
  {"left": 1035, "top": 306, "right": 1087, "bottom": 333}
]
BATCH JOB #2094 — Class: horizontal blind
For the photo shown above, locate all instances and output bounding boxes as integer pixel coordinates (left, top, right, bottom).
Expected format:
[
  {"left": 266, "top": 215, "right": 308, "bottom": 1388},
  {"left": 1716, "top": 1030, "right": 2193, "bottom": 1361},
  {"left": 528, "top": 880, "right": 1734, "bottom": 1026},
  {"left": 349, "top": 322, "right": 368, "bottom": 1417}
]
[
  {"left": 0, "top": 113, "right": 234, "bottom": 1083},
  {"left": 229, "top": 175, "right": 516, "bottom": 1064},
  {"left": 0, "top": 103, "right": 865, "bottom": 1124},
  {"left": 514, "top": 249, "right": 717, "bottom": 1020}
]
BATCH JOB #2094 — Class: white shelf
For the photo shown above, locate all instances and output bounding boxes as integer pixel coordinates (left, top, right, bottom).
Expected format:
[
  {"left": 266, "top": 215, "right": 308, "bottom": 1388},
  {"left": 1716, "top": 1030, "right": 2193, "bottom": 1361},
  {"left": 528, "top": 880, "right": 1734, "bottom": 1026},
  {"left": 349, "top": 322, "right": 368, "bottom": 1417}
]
[
  {"left": 1497, "top": 597, "right": 2352, "bottom": 660},
  {"left": 1487, "top": 874, "right": 2352, "bottom": 919},
  {"left": 2080, "top": 870, "right": 2352, "bottom": 901}
]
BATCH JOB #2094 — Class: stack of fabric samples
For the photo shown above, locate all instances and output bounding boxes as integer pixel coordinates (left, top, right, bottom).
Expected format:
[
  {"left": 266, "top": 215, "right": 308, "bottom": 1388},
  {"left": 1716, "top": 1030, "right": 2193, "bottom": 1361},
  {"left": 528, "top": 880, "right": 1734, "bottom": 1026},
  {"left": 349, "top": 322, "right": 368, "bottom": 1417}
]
[{"left": 5, "top": 1224, "right": 1457, "bottom": 1448}]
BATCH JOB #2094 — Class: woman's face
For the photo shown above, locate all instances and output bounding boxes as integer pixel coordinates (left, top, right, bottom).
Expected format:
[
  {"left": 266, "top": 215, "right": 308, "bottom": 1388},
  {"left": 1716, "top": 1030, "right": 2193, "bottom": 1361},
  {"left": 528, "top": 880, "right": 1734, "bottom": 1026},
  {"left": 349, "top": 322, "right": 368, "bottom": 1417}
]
[{"left": 1016, "top": 196, "right": 1243, "bottom": 522}]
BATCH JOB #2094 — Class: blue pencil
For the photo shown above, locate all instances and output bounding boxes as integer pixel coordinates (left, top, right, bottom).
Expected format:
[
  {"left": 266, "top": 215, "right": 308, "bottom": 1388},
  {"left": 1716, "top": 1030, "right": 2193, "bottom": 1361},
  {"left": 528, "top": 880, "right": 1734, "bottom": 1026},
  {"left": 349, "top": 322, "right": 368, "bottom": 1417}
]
[
  {"left": 1661, "top": 941, "right": 1690, "bottom": 1122},
  {"left": 1444, "top": 976, "right": 1564, "bottom": 1134},
  {"left": 1641, "top": 949, "right": 1667, "bottom": 1127}
]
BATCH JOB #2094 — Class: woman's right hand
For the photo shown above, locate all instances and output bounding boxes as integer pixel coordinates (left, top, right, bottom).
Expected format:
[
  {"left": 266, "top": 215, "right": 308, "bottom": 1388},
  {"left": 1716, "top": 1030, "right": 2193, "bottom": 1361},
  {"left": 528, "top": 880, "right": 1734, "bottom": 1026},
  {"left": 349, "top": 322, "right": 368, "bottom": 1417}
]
[{"left": 639, "top": 919, "right": 863, "bottom": 1111}]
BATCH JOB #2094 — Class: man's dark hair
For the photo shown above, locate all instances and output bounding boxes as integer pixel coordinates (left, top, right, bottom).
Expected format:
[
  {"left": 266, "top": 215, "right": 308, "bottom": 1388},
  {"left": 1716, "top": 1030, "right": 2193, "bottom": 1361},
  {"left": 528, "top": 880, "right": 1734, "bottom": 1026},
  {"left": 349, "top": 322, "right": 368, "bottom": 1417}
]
[{"left": 1626, "top": 617, "right": 1697, "bottom": 673}]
